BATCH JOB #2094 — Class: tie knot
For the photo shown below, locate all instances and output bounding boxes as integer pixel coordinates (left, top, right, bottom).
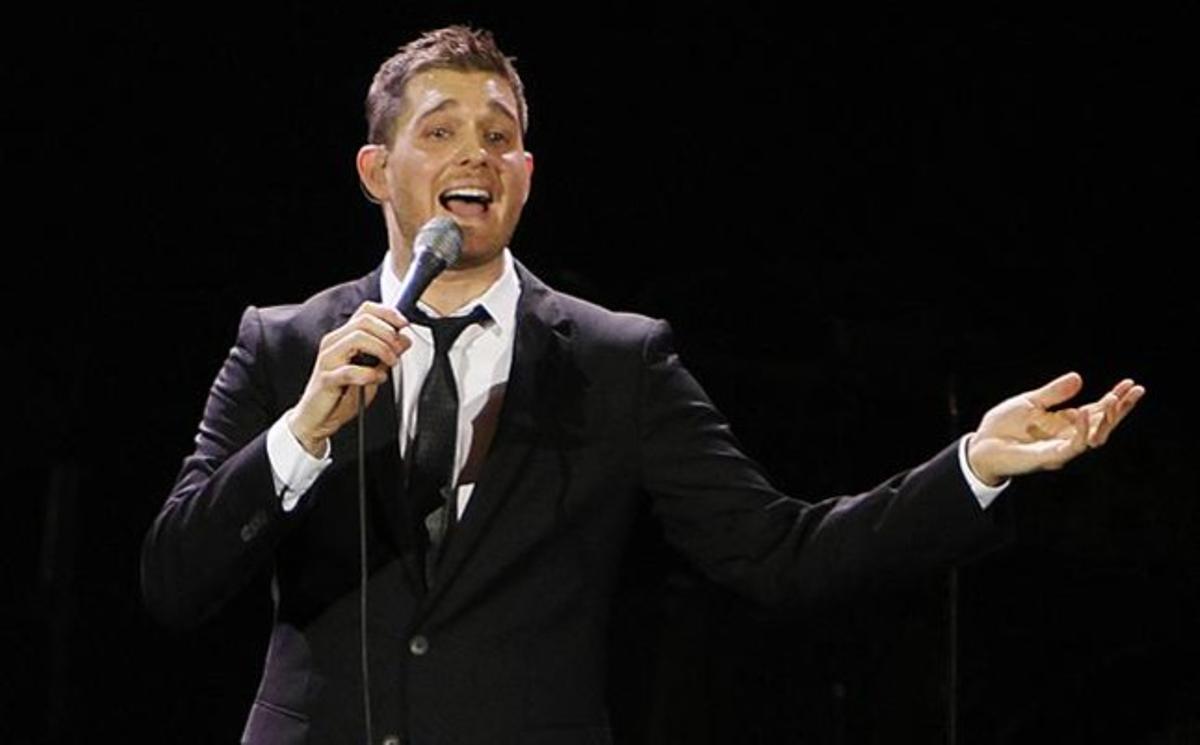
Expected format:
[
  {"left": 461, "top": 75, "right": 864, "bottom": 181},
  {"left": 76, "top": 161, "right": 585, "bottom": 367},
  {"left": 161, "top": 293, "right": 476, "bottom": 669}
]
[{"left": 412, "top": 304, "right": 490, "bottom": 352}]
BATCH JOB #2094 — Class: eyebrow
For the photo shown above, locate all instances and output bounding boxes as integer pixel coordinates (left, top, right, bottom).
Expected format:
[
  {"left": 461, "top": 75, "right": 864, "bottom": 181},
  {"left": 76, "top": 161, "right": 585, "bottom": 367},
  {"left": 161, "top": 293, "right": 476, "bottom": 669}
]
[
  {"left": 487, "top": 100, "right": 519, "bottom": 126},
  {"left": 413, "top": 97, "right": 520, "bottom": 127},
  {"left": 414, "top": 98, "right": 458, "bottom": 124}
]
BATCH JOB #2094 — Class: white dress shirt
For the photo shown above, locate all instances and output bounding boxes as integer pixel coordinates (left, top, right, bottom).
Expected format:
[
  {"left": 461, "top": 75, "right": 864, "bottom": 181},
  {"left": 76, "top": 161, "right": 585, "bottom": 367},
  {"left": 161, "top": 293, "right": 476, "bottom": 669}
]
[{"left": 265, "top": 250, "right": 1006, "bottom": 515}]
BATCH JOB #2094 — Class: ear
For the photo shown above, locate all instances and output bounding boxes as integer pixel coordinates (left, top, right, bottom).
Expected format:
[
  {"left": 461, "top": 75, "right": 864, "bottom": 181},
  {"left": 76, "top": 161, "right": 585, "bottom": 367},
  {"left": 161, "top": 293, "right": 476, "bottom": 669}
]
[
  {"left": 356, "top": 145, "right": 390, "bottom": 203},
  {"left": 520, "top": 150, "right": 535, "bottom": 205}
]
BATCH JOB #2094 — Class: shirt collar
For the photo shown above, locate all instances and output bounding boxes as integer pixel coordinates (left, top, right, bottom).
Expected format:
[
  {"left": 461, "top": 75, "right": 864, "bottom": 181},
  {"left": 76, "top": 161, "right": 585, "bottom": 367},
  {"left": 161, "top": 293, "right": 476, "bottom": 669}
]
[{"left": 380, "top": 247, "right": 521, "bottom": 340}]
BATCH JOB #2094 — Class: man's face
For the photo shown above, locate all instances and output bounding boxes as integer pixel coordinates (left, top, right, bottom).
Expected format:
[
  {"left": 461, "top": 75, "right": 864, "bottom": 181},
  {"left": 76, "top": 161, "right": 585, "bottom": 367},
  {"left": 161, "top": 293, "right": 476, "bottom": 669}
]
[{"left": 369, "top": 68, "right": 533, "bottom": 270}]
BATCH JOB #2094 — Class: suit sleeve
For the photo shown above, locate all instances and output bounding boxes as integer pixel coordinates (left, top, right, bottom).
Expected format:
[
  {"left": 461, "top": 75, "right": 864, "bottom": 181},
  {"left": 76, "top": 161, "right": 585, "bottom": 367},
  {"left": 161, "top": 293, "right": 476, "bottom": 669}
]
[
  {"left": 141, "top": 306, "right": 296, "bottom": 629},
  {"left": 637, "top": 320, "right": 1006, "bottom": 610}
]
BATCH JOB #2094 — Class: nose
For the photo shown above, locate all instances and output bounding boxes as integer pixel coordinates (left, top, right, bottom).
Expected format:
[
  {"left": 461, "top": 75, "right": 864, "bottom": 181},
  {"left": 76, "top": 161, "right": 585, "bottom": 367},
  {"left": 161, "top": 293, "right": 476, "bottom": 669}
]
[
  {"left": 455, "top": 128, "right": 490, "bottom": 166},
  {"left": 456, "top": 145, "right": 488, "bottom": 167},
  {"left": 458, "top": 149, "right": 486, "bottom": 166}
]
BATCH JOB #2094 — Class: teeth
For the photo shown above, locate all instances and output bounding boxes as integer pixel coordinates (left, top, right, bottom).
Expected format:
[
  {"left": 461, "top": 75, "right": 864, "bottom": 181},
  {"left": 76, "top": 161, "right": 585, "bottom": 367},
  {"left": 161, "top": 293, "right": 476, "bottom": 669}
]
[{"left": 441, "top": 187, "right": 492, "bottom": 202}]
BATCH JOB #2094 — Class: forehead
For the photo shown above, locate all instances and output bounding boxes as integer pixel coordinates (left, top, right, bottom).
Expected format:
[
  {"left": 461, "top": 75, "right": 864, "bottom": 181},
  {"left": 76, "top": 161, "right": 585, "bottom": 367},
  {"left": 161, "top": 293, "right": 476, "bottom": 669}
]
[{"left": 399, "top": 68, "right": 519, "bottom": 122}]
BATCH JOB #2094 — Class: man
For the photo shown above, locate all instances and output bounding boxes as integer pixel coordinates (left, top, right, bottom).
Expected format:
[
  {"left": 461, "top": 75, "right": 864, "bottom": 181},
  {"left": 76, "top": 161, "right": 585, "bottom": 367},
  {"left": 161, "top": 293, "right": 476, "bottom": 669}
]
[{"left": 141, "top": 26, "right": 1144, "bottom": 745}]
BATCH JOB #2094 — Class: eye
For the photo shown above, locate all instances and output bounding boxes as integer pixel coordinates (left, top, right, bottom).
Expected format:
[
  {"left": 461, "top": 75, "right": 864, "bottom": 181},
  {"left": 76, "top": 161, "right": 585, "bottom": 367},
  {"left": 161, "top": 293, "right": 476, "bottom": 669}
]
[
  {"left": 485, "top": 130, "right": 511, "bottom": 145},
  {"left": 426, "top": 125, "right": 453, "bottom": 140}
]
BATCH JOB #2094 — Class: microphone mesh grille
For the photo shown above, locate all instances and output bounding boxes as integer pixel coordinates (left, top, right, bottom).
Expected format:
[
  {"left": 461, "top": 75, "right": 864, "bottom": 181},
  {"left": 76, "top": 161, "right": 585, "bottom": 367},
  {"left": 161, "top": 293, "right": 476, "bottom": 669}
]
[{"left": 416, "top": 216, "right": 464, "bottom": 266}]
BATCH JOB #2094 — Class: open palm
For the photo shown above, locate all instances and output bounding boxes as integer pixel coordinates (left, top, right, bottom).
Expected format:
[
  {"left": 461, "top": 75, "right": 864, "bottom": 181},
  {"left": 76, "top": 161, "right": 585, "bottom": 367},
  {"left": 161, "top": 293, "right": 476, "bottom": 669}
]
[{"left": 967, "top": 372, "right": 1145, "bottom": 486}]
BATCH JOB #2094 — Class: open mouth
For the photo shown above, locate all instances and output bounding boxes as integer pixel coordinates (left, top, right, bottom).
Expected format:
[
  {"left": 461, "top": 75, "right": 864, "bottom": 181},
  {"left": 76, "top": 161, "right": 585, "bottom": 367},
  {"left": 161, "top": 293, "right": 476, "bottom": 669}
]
[{"left": 439, "top": 187, "right": 493, "bottom": 218}]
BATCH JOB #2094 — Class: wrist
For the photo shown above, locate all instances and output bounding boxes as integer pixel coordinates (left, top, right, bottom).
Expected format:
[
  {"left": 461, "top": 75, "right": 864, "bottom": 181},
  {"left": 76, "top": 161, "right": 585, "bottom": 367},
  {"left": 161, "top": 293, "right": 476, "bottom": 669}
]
[
  {"left": 286, "top": 409, "right": 327, "bottom": 458},
  {"left": 966, "top": 435, "right": 1004, "bottom": 488}
]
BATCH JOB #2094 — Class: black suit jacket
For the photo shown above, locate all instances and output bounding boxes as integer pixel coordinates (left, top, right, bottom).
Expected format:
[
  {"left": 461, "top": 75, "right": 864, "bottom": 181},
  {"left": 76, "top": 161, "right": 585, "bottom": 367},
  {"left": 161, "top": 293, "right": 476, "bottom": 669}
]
[{"left": 142, "top": 261, "right": 1004, "bottom": 745}]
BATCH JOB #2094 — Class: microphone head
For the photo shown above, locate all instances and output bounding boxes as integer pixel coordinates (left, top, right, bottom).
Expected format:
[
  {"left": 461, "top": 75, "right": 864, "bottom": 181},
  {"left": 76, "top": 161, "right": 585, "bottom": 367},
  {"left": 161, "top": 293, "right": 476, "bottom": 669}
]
[{"left": 413, "top": 216, "right": 464, "bottom": 268}]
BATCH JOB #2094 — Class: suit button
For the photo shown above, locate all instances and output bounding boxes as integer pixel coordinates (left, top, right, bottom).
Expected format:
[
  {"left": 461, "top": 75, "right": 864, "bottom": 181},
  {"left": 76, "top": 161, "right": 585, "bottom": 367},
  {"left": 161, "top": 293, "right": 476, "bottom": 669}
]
[
  {"left": 409, "top": 635, "right": 429, "bottom": 656},
  {"left": 240, "top": 509, "right": 268, "bottom": 542}
]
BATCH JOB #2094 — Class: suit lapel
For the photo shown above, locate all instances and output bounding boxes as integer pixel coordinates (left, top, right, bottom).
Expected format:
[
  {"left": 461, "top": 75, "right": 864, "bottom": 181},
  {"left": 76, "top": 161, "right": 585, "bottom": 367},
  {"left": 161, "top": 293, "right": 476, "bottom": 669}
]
[{"left": 421, "top": 263, "right": 574, "bottom": 610}]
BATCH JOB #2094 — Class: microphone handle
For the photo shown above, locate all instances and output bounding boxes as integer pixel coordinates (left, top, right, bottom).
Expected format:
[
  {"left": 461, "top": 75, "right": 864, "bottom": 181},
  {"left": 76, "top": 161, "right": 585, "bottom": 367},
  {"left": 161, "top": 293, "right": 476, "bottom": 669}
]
[{"left": 349, "top": 252, "right": 444, "bottom": 367}]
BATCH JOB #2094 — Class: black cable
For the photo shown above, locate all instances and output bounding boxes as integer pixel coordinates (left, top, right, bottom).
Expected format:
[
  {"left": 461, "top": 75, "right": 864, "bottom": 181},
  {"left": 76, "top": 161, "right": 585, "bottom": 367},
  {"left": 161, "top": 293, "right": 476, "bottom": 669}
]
[
  {"left": 358, "top": 392, "right": 374, "bottom": 745},
  {"left": 947, "top": 567, "right": 959, "bottom": 745},
  {"left": 946, "top": 375, "right": 960, "bottom": 745}
]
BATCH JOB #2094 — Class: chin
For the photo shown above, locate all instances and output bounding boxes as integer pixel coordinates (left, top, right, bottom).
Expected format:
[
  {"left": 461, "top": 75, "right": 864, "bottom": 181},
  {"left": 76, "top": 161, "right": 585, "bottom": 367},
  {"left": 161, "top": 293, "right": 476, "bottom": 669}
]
[{"left": 455, "top": 242, "right": 507, "bottom": 270}]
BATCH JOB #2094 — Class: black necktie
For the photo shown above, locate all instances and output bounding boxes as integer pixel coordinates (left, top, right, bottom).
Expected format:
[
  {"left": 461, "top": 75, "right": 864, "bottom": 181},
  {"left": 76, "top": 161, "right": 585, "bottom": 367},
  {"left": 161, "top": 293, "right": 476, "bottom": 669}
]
[{"left": 407, "top": 304, "right": 489, "bottom": 588}]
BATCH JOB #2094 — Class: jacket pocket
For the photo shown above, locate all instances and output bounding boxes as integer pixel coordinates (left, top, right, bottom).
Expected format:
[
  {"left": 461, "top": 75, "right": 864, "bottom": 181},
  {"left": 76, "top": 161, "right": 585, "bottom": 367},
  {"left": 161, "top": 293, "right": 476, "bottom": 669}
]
[{"left": 241, "top": 699, "right": 309, "bottom": 744}]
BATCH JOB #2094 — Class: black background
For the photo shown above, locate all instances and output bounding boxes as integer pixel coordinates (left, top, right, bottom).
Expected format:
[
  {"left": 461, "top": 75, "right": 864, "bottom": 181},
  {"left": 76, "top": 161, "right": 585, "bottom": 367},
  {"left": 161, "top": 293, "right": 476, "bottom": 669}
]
[{"left": 4, "top": 6, "right": 1198, "bottom": 744}]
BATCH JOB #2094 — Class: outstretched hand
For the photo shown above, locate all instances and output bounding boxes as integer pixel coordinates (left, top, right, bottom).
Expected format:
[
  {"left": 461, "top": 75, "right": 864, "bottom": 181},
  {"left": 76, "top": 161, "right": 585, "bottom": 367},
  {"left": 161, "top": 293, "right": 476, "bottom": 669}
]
[{"left": 966, "top": 372, "right": 1145, "bottom": 487}]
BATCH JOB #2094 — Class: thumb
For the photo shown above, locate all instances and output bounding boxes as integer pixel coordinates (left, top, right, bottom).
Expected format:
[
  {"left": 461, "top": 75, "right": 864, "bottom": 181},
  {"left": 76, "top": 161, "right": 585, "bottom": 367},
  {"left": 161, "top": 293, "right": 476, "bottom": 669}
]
[{"left": 1026, "top": 371, "right": 1084, "bottom": 409}]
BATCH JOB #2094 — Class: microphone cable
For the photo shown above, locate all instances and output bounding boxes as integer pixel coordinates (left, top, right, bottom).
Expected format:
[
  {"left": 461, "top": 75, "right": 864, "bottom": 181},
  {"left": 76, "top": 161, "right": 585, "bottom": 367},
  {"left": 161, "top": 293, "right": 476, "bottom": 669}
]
[{"left": 358, "top": 392, "right": 374, "bottom": 745}]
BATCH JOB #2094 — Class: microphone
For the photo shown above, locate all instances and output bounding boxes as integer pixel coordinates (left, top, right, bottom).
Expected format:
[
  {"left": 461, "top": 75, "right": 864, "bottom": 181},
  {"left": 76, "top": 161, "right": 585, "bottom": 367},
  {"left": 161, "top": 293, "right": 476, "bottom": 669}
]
[{"left": 351, "top": 216, "right": 463, "bottom": 367}]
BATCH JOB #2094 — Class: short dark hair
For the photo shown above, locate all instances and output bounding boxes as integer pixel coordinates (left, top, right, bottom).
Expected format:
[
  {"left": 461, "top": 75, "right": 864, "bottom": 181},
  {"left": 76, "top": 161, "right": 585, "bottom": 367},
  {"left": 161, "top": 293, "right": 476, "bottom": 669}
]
[{"left": 365, "top": 25, "right": 529, "bottom": 146}]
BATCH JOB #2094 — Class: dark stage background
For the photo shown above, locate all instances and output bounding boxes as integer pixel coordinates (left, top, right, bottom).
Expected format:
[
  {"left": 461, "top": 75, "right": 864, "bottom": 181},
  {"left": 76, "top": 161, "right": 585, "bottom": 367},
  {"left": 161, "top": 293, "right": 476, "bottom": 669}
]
[{"left": 4, "top": 8, "right": 1197, "bottom": 744}]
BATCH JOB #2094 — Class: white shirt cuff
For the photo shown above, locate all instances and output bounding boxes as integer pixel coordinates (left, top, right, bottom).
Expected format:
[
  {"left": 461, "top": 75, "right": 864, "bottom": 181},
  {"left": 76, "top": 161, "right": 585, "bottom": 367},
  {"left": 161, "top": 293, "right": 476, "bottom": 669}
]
[
  {"left": 958, "top": 433, "right": 1009, "bottom": 510},
  {"left": 267, "top": 412, "right": 332, "bottom": 512}
]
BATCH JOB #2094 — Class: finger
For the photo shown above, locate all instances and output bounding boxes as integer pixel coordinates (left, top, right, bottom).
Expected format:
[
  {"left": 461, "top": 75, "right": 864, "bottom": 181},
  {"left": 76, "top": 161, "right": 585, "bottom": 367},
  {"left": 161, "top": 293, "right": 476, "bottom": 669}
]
[
  {"left": 1094, "top": 384, "right": 1146, "bottom": 446},
  {"left": 355, "top": 313, "right": 410, "bottom": 354},
  {"left": 1123, "top": 384, "right": 1146, "bottom": 410},
  {"left": 1110, "top": 378, "right": 1136, "bottom": 398},
  {"left": 320, "top": 307, "right": 409, "bottom": 353},
  {"left": 322, "top": 330, "right": 400, "bottom": 369},
  {"left": 351, "top": 301, "right": 409, "bottom": 332},
  {"left": 1115, "top": 384, "right": 1147, "bottom": 422},
  {"left": 1087, "top": 392, "right": 1120, "bottom": 447},
  {"left": 1027, "top": 372, "right": 1084, "bottom": 409},
  {"left": 1061, "top": 406, "right": 1090, "bottom": 463},
  {"left": 320, "top": 364, "right": 389, "bottom": 389}
]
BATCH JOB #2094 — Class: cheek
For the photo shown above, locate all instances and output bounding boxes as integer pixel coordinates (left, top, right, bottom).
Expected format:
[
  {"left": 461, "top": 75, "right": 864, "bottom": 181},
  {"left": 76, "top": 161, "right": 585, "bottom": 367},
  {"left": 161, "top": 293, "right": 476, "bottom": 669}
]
[
  {"left": 389, "top": 159, "right": 436, "bottom": 198},
  {"left": 503, "top": 168, "right": 531, "bottom": 207}
]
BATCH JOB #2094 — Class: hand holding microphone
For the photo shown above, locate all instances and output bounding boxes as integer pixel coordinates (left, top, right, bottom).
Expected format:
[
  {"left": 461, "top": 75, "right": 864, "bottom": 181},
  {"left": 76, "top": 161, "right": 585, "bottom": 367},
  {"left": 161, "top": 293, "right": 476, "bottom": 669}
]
[
  {"left": 350, "top": 216, "right": 464, "bottom": 366},
  {"left": 286, "top": 217, "right": 463, "bottom": 456}
]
